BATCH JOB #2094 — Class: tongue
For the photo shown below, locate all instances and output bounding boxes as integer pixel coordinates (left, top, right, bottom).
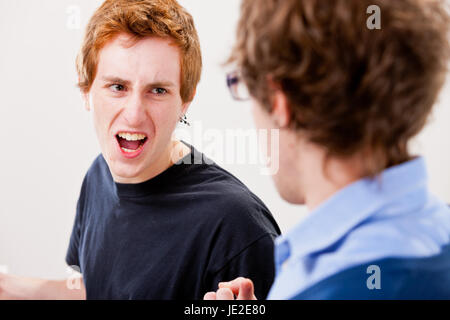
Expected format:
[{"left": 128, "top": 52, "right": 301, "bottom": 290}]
[{"left": 118, "top": 137, "right": 141, "bottom": 150}]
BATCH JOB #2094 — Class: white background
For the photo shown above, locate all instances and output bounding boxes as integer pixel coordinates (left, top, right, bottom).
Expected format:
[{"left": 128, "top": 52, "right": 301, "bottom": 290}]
[{"left": 0, "top": 0, "right": 449, "bottom": 279}]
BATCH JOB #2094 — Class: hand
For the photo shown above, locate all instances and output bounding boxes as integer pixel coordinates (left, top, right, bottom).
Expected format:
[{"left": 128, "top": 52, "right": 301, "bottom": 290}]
[
  {"left": 203, "top": 277, "right": 257, "bottom": 300},
  {"left": 0, "top": 272, "right": 86, "bottom": 300}
]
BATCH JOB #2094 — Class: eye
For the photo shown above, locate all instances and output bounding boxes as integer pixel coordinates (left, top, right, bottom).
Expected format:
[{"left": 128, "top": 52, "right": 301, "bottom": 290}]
[
  {"left": 109, "top": 84, "right": 125, "bottom": 92},
  {"left": 152, "top": 88, "right": 167, "bottom": 95}
]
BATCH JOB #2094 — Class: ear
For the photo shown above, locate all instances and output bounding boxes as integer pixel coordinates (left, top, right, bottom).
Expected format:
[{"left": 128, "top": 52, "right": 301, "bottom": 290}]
[
  {"left": 181, "top": 88, "right": 196, "bottom": 115},
  {"left": 271, "top": 90, "right": 291, "bottom": 128},
  {"left": 82, "top": 92, "right": 91, "bottom": 111},
  {"left": 181, "top": 101, "right": 192, "bottom": 116}
]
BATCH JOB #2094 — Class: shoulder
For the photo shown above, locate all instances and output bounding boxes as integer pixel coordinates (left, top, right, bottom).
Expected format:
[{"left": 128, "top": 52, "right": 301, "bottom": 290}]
[
  {"left": 293, "top": 244, "right": 450, "bottom": 299},
  {"left": 82, "top": 154, "right": 113, "bottom": 188},
  {"left": 85, "top": 154, "right": 110, "bottom": 181},
  {"left": 180, "top": 157, "right": 281, "bottom": 237},
  {"left": 78, "top": 154, "right": 114, "bottom": 202}
]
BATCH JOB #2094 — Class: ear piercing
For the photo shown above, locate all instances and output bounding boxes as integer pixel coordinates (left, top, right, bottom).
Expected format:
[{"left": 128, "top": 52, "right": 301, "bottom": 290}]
[{"left": 180, "top": 114, "right": 190, "bottom": 126}]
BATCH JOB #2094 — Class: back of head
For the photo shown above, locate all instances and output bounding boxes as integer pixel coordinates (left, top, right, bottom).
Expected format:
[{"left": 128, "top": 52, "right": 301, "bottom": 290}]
[
  {"left": 77, "top": 0, "right": 202, "bottom": 103},
  {"left": 230, "top": 0, "right": 450, "bottom": 176}
]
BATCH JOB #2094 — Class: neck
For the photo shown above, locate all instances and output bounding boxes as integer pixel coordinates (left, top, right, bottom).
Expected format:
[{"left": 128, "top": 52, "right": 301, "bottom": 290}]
[
  {"left": 295, "top": 142, "right": 365, "bottom": 211},
  {"left": 112, "top": 139, "right": 191, "bottom": 184}
]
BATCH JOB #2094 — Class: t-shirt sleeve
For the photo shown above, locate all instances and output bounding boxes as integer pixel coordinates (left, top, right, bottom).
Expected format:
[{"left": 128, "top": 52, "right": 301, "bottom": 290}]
[
  {"left": 65, "top": 176, "right": 87, "bottom": 271},
  {"left": 205, "top": 233, "right": 277, "bottom": 300}
]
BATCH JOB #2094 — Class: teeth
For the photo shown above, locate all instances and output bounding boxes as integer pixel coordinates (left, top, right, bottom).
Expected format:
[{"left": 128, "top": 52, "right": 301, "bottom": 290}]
[
  {"left": 118, "top": 132, "right": 147, "bottom": 141},
  {"left": 121, "top": 147, "right": 139, "bottom": 153}
]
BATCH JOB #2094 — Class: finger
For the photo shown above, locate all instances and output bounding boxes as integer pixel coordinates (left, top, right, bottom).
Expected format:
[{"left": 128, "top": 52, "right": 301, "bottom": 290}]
[
  {"left": 218, "top": 282, "right": 239, "bottom": 296},
  {"left": 219, "top": 277, "right": 246, "bottom": 296},
  {"left": 203, "top": 292, "right": 217, "bottom": 300},
  {"left": 216, "top": 288, "right": 234, "bottom": 300},
  {"left": 237, "top": 279, "right": 257, "bottom": 300}
]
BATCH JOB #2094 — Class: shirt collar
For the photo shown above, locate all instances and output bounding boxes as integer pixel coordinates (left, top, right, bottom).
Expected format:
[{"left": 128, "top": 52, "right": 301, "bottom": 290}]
[{"left": 276, "top": 157, "right": 428, "bottom": 265}]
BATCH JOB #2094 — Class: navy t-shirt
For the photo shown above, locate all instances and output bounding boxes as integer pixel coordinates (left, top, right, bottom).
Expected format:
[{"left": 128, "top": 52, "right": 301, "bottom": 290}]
[{"left": 66, "top": 143, "right": 281, "bottom": 300}]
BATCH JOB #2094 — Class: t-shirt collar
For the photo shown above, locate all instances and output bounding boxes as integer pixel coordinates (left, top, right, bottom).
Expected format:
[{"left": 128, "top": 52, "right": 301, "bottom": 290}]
[{"left": 112, "top": 141, "right": 199, "bottom": 198}]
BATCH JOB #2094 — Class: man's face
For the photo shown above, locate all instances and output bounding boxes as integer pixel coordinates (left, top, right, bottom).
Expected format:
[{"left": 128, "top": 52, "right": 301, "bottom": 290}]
[{"left": 86, "top": 34, "right": 188, "bottom": 183}]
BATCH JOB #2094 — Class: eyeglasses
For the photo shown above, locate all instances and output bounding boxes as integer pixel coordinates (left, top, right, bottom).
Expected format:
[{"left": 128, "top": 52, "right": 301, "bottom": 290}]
[{"left": 226, "top": 71, "right": 251, "bottom": 101}]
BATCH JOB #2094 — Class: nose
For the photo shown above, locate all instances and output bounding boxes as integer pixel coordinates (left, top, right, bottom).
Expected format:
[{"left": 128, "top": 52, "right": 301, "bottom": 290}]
[{"left": 122, "top": 92, "right": 147, "bottom": 127}]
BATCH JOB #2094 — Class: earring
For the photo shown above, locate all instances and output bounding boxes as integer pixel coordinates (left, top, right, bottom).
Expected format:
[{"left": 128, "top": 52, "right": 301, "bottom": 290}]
[{"left": 179, "top": 114, "right": 190, "bottom": 126}]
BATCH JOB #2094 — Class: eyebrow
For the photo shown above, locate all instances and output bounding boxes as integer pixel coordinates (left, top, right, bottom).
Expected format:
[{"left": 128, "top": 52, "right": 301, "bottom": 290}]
[{"left": 101, "top": 76, "right": 176, "bottom": 89}]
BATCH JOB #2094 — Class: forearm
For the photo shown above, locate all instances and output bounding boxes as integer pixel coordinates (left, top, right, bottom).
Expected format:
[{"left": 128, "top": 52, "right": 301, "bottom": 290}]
[{"left": 0, "top": 274, "right": 86, "bottom": 300}]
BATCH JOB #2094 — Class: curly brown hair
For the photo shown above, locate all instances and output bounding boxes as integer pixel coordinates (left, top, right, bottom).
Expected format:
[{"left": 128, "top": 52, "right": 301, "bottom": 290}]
[
  {"left": 77, "top": 0, "right": 202, "bottom": 102},
  {"left": 230, "top": 0, "right": 450, "bottom": 176}
]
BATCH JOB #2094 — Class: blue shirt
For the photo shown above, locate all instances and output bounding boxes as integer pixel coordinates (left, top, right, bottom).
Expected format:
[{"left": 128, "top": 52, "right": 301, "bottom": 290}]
[{"left": 267, "top": 157, "right": 450, "bottom": 299}]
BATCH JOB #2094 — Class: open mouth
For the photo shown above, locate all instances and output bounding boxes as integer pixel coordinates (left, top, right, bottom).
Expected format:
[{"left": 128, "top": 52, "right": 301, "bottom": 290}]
[{"left": 116, "top": 132, "right": 148, "bottom": 154}]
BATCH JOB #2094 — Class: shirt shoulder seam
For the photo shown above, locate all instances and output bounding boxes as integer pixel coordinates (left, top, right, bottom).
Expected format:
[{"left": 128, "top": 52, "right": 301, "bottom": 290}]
[{"left": 210, "top": 232, "right": 277, "bottom": 276}]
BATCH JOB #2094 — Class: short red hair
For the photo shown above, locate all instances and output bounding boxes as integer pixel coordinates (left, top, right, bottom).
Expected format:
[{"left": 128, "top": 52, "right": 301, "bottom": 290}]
[{"left": 76, "top": 0, "right": 202, "bottom": 102}]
